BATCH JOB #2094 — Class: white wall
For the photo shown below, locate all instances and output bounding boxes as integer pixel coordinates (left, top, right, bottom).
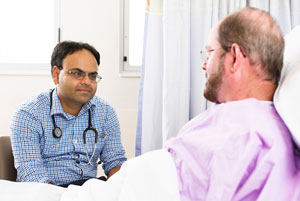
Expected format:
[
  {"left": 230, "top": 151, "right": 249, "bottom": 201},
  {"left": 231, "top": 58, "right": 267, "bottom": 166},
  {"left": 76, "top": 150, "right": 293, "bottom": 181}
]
[{"left": 0, "top": 0, "right": 140, "bottom": 159}]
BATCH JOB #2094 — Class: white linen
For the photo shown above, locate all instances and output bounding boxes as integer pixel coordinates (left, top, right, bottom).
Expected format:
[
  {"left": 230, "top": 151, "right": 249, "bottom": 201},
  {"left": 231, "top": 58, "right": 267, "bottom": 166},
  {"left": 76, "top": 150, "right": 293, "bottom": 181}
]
[
  {"left": 61, "top": 149, "right": 180, "bottom": 201},
  {"left": 274, "top": 25, "right": 300, "bottom": 148},
  {"left": 0, "top": 149, "right": 180, "bottom": 201},
  {"left": 0, "top": 180, "right": 65, "bottom": 201}
]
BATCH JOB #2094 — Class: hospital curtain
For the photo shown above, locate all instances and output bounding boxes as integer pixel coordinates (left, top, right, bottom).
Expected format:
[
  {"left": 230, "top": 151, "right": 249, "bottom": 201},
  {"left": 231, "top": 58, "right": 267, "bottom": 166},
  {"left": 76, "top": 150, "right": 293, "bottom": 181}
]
[
  {"left": 136, "top": 0, "right": 164, "bottom": 155},
  {"left": 136, "top": 0, "right": 300, "bottom": 155}
]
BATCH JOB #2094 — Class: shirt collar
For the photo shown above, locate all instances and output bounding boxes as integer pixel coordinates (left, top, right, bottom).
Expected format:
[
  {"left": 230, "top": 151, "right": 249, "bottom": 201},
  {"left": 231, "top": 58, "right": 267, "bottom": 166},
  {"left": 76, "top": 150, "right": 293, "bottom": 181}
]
[
  {"left": 50, "top": 88, "right": 97, "bottom": 117},
  {"left": 79, "top": 96, "right": 97, "bottom": 116},
  {"left": 50, "top": 88, "right": 64, "bottom": 116}
]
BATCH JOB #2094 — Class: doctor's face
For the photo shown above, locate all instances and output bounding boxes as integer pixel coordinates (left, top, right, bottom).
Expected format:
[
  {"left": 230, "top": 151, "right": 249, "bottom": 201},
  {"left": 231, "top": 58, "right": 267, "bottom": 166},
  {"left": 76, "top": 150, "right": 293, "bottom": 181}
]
[{"left": 53, "top": 49, "right": 98, "bottom": 107}]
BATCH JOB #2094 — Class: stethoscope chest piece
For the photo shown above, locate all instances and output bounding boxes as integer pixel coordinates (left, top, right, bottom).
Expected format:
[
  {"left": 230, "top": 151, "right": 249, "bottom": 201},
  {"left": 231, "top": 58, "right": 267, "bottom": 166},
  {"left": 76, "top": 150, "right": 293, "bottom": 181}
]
[{"left": 53, "top": 127, "right": 62, "bottom": 138}]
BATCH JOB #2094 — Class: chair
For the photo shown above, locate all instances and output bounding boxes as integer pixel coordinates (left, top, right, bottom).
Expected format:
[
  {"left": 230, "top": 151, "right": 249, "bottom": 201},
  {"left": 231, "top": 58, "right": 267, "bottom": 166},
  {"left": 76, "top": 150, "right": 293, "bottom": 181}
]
[{"left": 0, "top": 136, "right": 17, "bottom": 181}]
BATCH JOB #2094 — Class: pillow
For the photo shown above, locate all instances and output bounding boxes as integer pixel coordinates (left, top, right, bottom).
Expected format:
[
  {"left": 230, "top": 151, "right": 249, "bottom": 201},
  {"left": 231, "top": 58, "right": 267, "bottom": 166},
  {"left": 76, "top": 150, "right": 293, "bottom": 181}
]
[{"left": 274, "top": 25, "right": 300, "bottom": 148}]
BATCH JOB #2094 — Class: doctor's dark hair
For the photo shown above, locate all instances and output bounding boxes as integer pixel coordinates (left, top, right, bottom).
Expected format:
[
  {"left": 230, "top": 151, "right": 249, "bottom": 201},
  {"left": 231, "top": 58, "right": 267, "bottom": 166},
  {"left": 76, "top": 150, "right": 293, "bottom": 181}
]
[
  {"left": 51, "top": 41, "right": 100, "bottom": 75},
  {"left": 217, "top": 7, "right": 284, "bottom": 85}
]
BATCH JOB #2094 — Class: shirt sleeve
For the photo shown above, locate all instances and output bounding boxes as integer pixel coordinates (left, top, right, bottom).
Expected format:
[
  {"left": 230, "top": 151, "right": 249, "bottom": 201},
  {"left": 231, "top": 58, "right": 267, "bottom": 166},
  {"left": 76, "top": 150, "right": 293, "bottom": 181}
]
[
  {"left": 10, "top": 109, "right": 51, "bottom": 183},
  {"left": 100, "top": 106, "right": 127, "bottom": 175}
]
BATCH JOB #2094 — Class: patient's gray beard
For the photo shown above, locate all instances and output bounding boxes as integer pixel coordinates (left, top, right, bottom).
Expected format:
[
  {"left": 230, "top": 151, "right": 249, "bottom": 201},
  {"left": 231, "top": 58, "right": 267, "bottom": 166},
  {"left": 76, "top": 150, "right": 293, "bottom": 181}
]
[{"left": 204, "top": 56, "right": 224, "bottom": 103}]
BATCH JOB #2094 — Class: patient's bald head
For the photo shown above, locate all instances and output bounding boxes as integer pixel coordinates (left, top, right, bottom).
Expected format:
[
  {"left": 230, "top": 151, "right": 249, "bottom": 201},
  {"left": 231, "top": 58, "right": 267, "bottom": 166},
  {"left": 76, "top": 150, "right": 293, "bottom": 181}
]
[
  {"left": 218, "top": 7, "right": 284, "bottom": 85},
  {"left": 203, "top": 7, "right": 285, "bottom": 103}
]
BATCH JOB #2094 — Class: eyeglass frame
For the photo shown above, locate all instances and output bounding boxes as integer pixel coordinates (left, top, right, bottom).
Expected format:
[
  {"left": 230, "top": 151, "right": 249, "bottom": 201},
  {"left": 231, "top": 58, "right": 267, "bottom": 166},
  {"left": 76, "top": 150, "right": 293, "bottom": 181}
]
[
  {"left": 61, "top": 68, "right": 102, "bottom": 83},
  {"left": 200, "top": 46, "right": 232, "bottom": 62}
]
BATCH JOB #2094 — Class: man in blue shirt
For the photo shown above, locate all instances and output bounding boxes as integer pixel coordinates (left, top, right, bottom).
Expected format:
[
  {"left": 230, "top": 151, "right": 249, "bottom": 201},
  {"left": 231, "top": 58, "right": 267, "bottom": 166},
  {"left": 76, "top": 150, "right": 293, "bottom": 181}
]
[{"left": 10, "top": 41, "right": 127, "bottom": 186}]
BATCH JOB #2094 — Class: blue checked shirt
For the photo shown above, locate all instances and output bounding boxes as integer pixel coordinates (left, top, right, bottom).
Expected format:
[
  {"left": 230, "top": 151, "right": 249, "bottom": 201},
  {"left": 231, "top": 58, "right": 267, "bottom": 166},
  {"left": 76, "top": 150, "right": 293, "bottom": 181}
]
[{"left": 11, "top": 89, "right": 127, "bottom": 185}]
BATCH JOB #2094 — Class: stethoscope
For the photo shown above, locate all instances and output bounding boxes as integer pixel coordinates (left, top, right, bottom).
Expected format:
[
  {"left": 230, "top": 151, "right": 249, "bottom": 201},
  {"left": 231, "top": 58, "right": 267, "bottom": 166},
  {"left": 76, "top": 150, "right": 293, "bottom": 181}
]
[{"left": 50, "top": 89, "right": 99, "bottom": 166}]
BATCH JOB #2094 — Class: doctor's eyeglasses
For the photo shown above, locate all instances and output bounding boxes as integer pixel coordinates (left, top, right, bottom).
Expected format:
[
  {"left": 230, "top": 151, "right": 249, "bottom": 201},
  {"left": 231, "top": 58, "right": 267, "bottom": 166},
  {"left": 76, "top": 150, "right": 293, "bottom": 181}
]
[{"left": 62, "top": 69, "right": 102, "bottom": 83}]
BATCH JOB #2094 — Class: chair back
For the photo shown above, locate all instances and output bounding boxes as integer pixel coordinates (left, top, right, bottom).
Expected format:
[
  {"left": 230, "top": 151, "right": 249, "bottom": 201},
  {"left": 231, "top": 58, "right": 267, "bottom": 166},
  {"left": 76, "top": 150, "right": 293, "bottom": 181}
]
[{"left": 0, "top": 136, "right": 17, "bottom": 181}]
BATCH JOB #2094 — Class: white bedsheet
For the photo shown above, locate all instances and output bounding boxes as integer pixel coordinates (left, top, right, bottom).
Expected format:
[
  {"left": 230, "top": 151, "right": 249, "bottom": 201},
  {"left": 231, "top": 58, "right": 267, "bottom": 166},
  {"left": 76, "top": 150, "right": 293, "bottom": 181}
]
[
  {"left": 0, "top": 149, "right": 180, "bottom": 201},
  {"left": 0, "top": 180, "right": 65, "bottom": 201}
]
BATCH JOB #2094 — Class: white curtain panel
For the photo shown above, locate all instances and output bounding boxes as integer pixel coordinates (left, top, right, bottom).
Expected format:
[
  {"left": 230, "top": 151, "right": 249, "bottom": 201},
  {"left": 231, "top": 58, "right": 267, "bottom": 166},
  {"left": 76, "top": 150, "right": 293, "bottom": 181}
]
[
  {"left": 162, "top": 0, "right": 191, "bottom": 147},
  {"left": 136, "top": 0, "right": 164, "bottom": 155},
  {"left": 136, "top": 0, "right": 300, "bottom": 155}
]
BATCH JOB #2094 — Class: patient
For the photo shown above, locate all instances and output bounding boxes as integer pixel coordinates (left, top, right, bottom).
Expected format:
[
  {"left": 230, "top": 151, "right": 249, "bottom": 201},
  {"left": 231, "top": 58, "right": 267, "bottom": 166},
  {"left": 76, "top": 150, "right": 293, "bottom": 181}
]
[{"left": 165, "top": 7, "right": 300, "bottom": 200}]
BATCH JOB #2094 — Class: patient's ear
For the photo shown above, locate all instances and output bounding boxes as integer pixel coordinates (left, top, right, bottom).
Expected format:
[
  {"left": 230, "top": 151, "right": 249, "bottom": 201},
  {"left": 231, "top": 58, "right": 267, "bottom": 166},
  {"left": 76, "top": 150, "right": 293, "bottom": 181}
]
[
  {"left": 52, "top": 66, "right": 60, "bottom": 84},
  {"left": 230, "top": 43, "right": 246, "bottom": 73}
]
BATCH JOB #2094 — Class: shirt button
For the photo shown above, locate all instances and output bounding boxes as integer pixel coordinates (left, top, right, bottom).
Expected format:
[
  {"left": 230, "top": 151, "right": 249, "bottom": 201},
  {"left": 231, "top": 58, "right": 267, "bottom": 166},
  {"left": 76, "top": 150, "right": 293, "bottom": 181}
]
[
  {"left": 76, "top": 160, "right": 80, "bottom": 164},
  {"left": 74, "top": 140, "right": 78, "bottom": 143}
]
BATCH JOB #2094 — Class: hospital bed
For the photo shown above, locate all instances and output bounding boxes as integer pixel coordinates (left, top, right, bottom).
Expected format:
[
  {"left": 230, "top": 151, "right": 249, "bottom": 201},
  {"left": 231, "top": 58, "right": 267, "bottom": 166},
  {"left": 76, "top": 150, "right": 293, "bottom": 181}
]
[{"left": 0, "top": 26, "right": 300, "bottom": 201}]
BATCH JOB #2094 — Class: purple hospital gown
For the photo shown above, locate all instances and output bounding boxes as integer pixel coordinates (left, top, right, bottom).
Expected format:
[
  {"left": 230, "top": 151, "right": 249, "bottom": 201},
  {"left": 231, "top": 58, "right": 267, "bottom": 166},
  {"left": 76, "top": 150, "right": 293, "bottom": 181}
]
[{"left": 166, "top": 98, "right": 300, "bottom": 201}]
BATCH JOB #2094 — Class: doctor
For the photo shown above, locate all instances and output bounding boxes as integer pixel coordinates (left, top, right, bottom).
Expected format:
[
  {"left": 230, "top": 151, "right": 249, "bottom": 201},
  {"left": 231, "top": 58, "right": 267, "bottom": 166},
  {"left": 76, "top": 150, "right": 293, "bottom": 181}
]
[{"left": 11, "top": 41, "right": 127, "bottom": 187}]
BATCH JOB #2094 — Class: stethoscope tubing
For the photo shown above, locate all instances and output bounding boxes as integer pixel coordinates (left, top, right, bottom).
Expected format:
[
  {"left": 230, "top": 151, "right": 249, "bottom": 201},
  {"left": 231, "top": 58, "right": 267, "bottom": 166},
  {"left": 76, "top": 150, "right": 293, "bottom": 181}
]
[{"left": 50, "top": 88, "right": 99, "bottom": 166}]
